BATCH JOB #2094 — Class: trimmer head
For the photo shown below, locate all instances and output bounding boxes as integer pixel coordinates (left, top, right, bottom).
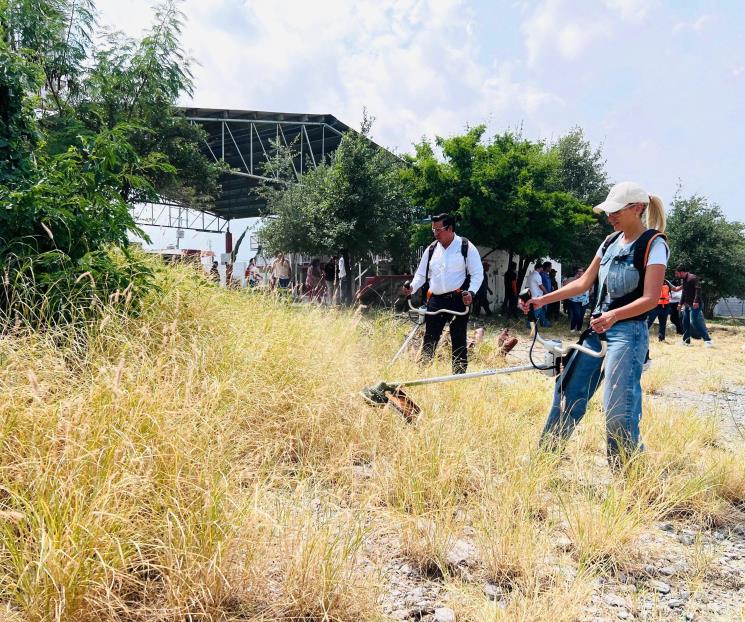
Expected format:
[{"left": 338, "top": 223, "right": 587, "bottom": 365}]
[{"left": 360, "top": 382, "right": 422, "bottom": 423}]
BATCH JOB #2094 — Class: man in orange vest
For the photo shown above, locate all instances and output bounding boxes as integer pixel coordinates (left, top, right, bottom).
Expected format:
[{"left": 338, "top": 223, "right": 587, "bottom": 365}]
[{"left": 647, "top": 280, "right": 671, "bottom": 341}]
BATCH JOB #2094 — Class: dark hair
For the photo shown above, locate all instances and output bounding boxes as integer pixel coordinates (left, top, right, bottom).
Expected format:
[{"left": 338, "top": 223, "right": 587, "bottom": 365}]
[
  {"left": 542, "top": 261, "right": 552, "bottom": 270},
  {"left": 509, "top": 261, "right": 517, "bottom": 270},
  {"left": 675, "top": 265, "right": 687, "bottom": 272},
  {"left": 432, "top": 213, "right": 456, "bottom": 230}
]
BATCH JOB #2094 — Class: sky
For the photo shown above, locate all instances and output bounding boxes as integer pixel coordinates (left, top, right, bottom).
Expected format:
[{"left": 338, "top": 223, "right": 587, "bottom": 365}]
[{"left": 96, "top": 0, "right": 745, "bottom": 257}]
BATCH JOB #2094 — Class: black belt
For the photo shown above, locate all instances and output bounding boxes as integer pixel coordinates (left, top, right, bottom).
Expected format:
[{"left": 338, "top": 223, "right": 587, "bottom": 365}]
[{"left": 430, "top": 291, "right": 462, "bottom": 299}]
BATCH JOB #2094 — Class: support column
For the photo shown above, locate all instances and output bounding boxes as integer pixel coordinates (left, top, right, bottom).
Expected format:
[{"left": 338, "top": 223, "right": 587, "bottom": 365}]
[{"left": 225, "top": 227, "right": 233, "bottom": 286}]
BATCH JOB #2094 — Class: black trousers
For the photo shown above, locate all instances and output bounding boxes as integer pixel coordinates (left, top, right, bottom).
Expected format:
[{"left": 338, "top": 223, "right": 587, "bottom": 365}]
[
  {"left": 503, "top": 293, "right": 518, "bottom": 319},
  {"left": 420, "top": 293, "right": 469, "bottom": 374},
  {"left": 668, "top": 303, "right": 683, "bottom": 334},
  {"left": 472, "top": 291, "right": 491, "bottom": 316}
]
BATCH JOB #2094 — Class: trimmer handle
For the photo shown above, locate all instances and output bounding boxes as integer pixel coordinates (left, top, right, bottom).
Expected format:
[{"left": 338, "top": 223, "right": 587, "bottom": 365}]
[
  {"left": 407, "top": 298, "right": 470, "bottom": 316},
  {"left": 518, "top": 288, "right": 536, "bottom": 323},
  {"left": 590, "top": 313, "right": 608, "bottom": 341}
]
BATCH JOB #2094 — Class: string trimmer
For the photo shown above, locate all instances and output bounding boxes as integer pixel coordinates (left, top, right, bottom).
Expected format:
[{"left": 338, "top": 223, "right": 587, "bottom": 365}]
[
  {"left": 389, "top": 294, "right": 471, "bottom": 364},
  {"left": 361, "top": 290, "right": 607, "bottom": 422}
]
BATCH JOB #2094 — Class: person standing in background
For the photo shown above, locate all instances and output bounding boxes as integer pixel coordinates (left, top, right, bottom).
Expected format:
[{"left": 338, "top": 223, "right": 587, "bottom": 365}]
[
  {"left": 674, "top": 265, "right": 713, "bottom": 347},
  {"left": 668, "top": 280, "right": 683, "bottom": 334},
  {"left": 527, "top": 263, "right": 549, "bottom": 327},
  {"left": 563, "top": 267, "right": 589, "bottom": 332},
  {"left": 472, "top": 261, "right": 493, "bottom": 316},
  {"left": 646, "top": 280, "right": 671, "bottom": 341},
  {"left": 271, "top": 252, "right": 292, "bottom": 289},
  {"left": 548, "top": 268, "right": 560, "bottom": 321},
  {"left": 502, "top": 261, "right": 519, "bottom": 319}
]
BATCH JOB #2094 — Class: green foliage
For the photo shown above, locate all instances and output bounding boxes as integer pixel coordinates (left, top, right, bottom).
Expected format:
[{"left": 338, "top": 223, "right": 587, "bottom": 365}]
[
  {"left": 0, "top": 0, "right": 214, "bottom": 328},
  {"left": 259, "top": 117, "right": 418, "bottom": 271},
  {"left": 666, "top": 190, "right": 745, "bottom": 311},
  {"left": 0, "top": 4, "right": 44, "bottom": 181},
  {"left": 547, "top": 127, "right": 610, "bottom": 207},
  {"left": 406, "top": 126, "right": 609, "bottom": 285},
  {"left": 0, "top": 126, "right": 169, "bottom": 325},
  {"left": 40, "top": 0, "right": 224, "bottom": 206}
]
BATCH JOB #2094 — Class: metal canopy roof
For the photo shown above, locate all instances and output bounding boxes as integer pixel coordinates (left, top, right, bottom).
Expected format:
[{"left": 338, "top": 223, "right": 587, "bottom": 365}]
[{"left": 181, "top": 107, "right": 356, "bottom": 220}]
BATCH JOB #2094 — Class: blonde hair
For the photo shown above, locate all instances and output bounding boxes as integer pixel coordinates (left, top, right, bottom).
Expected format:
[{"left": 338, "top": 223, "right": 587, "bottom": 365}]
[{"left": 645, "top": 194, "right": 666, "bottom": 232}]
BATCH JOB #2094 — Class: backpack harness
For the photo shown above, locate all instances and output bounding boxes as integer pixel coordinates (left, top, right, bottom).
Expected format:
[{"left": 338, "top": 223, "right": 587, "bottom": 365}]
[
  {"left": 598, "top": 229, "right": 667, "bottom": 322},
  {"left": 423, "top": 237, "right": 471, "bottom": 300}
]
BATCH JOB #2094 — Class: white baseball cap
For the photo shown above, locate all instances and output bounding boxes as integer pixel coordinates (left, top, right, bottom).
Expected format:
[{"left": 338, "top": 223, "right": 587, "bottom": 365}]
[{"left": 593, "top": 181, "right": 650, "bottom": 214}]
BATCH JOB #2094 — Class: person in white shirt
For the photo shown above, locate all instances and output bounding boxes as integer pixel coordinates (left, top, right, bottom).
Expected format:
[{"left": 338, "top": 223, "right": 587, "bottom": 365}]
[
  {"left": 338, "top": 254, "right": 348, "bottom": 303},
  {"left": 403, "top": 213, "right": 484, "bottom": 374},
  {"left": 668, "top": 281, "right": 683, "bottom": 334},
  {"left": 526, "top": 265, "right": 549, "bottom": 327}
]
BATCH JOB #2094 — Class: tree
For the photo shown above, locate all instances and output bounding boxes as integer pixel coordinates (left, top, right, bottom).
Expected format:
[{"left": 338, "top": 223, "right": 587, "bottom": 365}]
[
  {"left": 258, "top": 116, "right": 419, "bottom": 296},
  {"left": 0, "top": 0, "right": 214, "bottom": 325},
  {"left": 666, "top": 190, "right": 745, "bottom": 317},
  {"left": 406, "top": 126, "right": 608, "bottom": 289},
  {"left": 548, "top": 126, "right": 610, "bottom": 207},
  {"left": 39, "top": 0, "right": 224, "bottom": 207}
]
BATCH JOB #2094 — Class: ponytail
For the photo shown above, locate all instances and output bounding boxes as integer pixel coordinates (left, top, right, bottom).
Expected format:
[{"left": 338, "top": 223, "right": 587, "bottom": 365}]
[{"left": 646, "top": 194, "right": 666, "bottom": 233}]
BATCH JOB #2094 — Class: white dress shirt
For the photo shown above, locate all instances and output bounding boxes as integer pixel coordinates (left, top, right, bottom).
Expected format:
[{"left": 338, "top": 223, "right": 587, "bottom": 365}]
[
  {"left": 409, "top": 234, "right": 484, "bottom": 296},
  {"left": 527, "top": 270, "right": 544, "bottom": 298}
]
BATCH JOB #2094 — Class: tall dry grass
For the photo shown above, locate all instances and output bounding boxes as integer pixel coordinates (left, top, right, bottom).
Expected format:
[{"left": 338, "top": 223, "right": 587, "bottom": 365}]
[{"left": 0, "top": 263, "right": 744, "bottom": 620}]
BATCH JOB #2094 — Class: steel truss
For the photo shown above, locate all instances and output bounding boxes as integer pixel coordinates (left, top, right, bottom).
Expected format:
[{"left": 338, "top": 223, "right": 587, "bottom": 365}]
[
  {"left": 132, "top": 203, "right": 229, "bottom": 233},
  {"left": 185, "top": 116, "right": 344, "bottom": 183}
]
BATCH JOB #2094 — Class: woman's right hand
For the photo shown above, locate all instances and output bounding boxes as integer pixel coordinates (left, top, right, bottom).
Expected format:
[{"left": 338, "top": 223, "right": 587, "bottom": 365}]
[{"left": 519, "top": 296, "right": 546, "bottom": 314}]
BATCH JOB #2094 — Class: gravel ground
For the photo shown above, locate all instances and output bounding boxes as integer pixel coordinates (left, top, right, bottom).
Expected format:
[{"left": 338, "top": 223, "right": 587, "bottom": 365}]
[{"left": 653, "top": 385, "right": 745, "bottom": 449}]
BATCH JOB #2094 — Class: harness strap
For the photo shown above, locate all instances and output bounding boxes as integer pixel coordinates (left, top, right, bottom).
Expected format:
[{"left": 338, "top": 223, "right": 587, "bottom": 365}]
[{"left": 599, "top": 229, "right": 667, "bottom": 322}]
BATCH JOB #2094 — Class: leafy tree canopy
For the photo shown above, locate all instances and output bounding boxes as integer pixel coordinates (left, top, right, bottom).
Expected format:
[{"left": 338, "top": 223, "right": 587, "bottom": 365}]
[
  {"left": 0, "top": 0, "right": 217, "bottom": 326},
  {"left": 405, "top": 126, "right": 610, "bottom": 286},
  {"left": 258, "top": 114, "right": 418, "bottom": 273},
  {"left": 666, "top": 189, "right": 745, "bottom": 314}
]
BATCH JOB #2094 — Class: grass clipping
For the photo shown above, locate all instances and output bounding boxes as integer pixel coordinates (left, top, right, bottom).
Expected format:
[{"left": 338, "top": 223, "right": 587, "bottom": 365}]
[{"left": 0, "top": 264, "right": 744, "bottom": 621}]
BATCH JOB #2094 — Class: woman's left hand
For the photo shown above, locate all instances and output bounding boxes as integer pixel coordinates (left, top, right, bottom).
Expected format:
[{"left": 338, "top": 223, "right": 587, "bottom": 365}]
[{"left": 590, "top": 311, "right": 618, "bottom": 333}]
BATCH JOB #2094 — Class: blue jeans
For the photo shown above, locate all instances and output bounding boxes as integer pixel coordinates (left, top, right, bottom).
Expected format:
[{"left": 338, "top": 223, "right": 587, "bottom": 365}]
[
  {"left": 646, "top": 304, "right": 669, "bottom": 340},
  {"left": 567, "top": 300, "right": 584, "bottom": 330},
  {"left": 527, "top": 305, "right": 551, "bottom": 328},
  {"left": 540, "top": 320, "right": 648, "bottom": 466},
  {"left": 682, "top": 306, "right": 710, "bottom": 342}
]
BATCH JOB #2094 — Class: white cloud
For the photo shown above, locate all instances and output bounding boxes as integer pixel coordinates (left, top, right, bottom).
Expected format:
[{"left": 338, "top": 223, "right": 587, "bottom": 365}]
[
  {"left": 672, "top": 14, "right": 712, "bottom": 34},
  {"left": 522, "top": 0, "right": 611, "bottom": 66},
  {"left": 602, "top": 0, "right": 657, "bottom": 22},
  {"left": 95, "top": 0, "right": 562, "bottom": 152}
]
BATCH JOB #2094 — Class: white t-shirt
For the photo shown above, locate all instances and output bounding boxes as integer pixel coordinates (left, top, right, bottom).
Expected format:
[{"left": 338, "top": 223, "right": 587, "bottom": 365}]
[
  {"left": 595, "top": 234, "right": 669, "bottom": 307},
  {"left": 595, "top": 235, "right": 669, "bottom": 266},
  {"left": 527, "top": 270, "right": 544, "bottom": 298}
]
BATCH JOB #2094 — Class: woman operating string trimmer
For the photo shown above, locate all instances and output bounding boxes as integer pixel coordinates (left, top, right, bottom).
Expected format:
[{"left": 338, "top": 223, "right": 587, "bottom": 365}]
[{"left": 522, "top": 181, "right": 669, "bottom": 468}]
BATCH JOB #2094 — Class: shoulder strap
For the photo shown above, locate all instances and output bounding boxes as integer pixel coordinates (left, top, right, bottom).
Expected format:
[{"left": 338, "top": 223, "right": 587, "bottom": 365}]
[
  {"left": 601, "top": 231, "right": 623, "bottom": 256},
  {"left": 461, "top": 237, "right": 470, "bottom": 277},
  {"left": 632, "top": 229, "right": 667, "bottom": 273},
  {"left": 605, "top": 229, "right": 669, "bottom": 321},
  {"left": 424, "top": 241, "right": 437, "bottom": 283}
]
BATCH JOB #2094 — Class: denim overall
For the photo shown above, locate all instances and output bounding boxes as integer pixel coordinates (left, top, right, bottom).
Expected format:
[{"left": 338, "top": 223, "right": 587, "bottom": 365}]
[{"left": 541, "top": 234, "right": 650, "bottom": 466}]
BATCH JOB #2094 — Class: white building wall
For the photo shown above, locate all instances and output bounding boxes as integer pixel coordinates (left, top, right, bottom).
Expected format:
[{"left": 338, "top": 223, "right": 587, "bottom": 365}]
[{"left": 474, "top": 245, "right": 562, "bottom": 307}]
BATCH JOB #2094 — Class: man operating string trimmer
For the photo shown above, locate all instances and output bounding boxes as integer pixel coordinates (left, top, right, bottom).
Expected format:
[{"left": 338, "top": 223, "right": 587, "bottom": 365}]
[{"left": 402, "top": 213, "right": 484, "bottom": 374}]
